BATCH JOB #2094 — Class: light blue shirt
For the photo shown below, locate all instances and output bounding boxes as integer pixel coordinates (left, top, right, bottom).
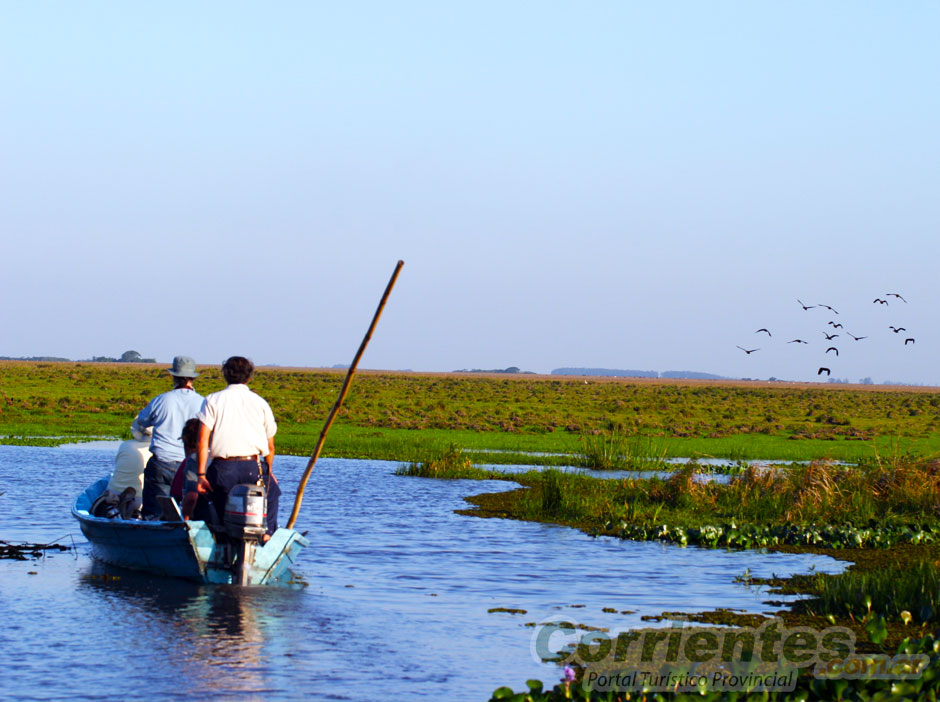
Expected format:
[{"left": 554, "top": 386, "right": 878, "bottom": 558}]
[{"left": 135, "top": 387, "right": 205, "bottom": 462}]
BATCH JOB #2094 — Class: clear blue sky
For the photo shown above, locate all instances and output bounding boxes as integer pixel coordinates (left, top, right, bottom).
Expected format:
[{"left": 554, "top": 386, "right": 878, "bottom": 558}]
[{"left": 2, "top": 2, "right": 937, "bottom": 384}]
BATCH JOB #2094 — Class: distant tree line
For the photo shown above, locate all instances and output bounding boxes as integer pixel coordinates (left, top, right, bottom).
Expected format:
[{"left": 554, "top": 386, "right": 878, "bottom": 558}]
[
  {"left": 0, "top": 356, "right": 72, "bottom": 362},
  {"left": 553, "top": 367, "right": 657, "bottom": 378},
  {"left": 453, "top": 366, "right": 534, "bottom": 374},
  {"left": 90, "top": 350, "right": 157, "bottom": 363},
  {"left": 0, "top": 350, "right": 156, "bottom": 363},
  {"left": 552, "top": 368, "right": 728, "bottom": 380}
]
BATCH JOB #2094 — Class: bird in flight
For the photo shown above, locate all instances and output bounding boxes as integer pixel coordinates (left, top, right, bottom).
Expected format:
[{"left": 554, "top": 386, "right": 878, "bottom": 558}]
[
  {"left": 818, "top": 304, "right": 839, "bottom": 314},
  {"left": 873, "top": 298, "right": 889, "bottom": 305},
  {"left": 825, "top": 347, "right": 839, "bottom": 356},
  {"left": 828, "top": 321, "right": 844, "bottom": 329},
  {"left": 823, "top": 332, "right": 839, "bottom": 340},
  {"left": 818, "top": 367, "right": 831, "bottom": 376},
  {"left": 847, "top": 332, "right": 867, "bottom": 341},
  {"left": 788, "top": 339, "right": 808, "bottom": 344},
  {"left": 887, "top": 293, "right": 907, "bottom": 303},
  {"left": 889, "top": 326, "right": 906, "bottom": 333},
  {"left": 736, "top": 346, "right": 760, "bottom": 354},
  {"left": 797, "top": 299, "right": 815, "bottom": 310},
  {"left": 905, "top": 338, "right": 916, "bottom": 345},
  {"left": 755, "top": 328, "right": 772, "bottom": 336}
]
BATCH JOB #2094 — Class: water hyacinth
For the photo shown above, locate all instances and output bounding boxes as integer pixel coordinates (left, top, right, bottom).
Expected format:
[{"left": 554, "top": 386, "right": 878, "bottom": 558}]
[
  {"left": 563, "top": 665, "right": 576, "bottom": 698},
  {"left": 597, "top": 520, "right": 940, "bottom": 550},
  {"left": 490, "top": 635, "right": 940, "bottom": 701}
]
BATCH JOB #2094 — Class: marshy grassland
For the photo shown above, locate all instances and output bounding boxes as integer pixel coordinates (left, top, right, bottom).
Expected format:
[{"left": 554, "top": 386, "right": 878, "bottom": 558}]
[
  {"left": 6, "top": 360, "right": 940, "bottom": 699},
  {"left": 1, "top": 360, "right": 939, "bottom": 464}
]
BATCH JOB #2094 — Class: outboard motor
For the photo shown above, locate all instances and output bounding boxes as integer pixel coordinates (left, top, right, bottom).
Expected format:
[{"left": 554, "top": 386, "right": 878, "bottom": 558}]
[
  {"left": 224, "top": 484, "right": 268, "bottom": 539},
  {"left": 223, "top": 484, "right": 268, "bottom": 585}
]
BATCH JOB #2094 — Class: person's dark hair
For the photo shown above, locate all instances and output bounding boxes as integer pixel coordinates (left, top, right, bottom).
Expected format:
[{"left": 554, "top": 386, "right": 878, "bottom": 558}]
[
  {"left": 180, "top": 417, "right": 202, "bottom": 453},
  {"left": 222, "top": 356, "right": 254, "bottom": 384},
  {"left": 172, "top": 376, "right": 192, "bottom": 389}
]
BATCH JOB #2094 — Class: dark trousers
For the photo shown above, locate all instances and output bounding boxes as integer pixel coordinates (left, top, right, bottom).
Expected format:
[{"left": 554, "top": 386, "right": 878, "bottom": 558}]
[
  {"left": 207, "top": 458, "right": 281, "bottom": 535},
  {"left": 142, "top": 455, "right": 181, "bottom": 518}
]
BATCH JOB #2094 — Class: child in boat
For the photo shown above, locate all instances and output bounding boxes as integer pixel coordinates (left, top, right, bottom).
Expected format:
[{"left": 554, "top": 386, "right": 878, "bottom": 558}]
[{"left": 172, "top": 418, "right": 206, "bottom": 520}]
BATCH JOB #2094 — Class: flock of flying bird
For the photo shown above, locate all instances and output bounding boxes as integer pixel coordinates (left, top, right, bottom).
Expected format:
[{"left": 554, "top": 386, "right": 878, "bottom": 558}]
[{"left": 736, "top": 294, "right": 915, "bottom": 378}]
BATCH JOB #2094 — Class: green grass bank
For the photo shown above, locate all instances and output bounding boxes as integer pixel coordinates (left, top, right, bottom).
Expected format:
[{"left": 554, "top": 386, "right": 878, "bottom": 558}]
[{"left": 2, "top": 361, "right": 939, "bottom": 465}]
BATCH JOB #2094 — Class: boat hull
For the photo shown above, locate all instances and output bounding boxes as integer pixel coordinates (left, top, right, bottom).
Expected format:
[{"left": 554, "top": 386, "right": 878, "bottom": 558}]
[{"left": 72, "top": 477, "right": 308, "bottom": 585}]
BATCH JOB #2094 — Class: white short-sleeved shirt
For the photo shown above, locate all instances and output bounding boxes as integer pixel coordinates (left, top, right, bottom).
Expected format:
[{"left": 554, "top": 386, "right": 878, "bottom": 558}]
[{"left": 197, "top": 384, "right": 277, "bottom": 459}]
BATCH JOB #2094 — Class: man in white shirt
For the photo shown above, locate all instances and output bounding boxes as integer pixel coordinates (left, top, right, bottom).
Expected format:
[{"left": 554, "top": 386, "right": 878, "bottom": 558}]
[{"left": 194, "top": 356, "right": 280, "bottom": 536}]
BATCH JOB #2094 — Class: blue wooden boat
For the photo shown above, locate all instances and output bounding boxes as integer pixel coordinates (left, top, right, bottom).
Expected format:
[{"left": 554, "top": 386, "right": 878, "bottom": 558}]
[{"left": 72, "top": 477, "right": 308, "bottom": 585}]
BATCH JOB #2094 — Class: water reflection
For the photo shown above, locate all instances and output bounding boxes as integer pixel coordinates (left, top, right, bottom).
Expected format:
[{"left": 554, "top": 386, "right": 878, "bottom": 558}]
[{"left": 78, "top": 562, "right": 306, "bottom": 697}]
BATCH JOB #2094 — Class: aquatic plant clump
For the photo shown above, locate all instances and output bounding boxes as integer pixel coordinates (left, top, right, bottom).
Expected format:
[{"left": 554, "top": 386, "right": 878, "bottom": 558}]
[
  {"left": 396, "top": 445, "right": 498, "bottom": 479},
  {"left": 0, "top": 541, "right": 71, "bottom": 560},
  {"left": 578, "top": 426, "right": 670, "bottom": 471},
  {"left": 812, "top": 557, "right": 940, "bottom": 624},
  {"left": 605, "top": 520, "right": 940, "bottom": 551}
]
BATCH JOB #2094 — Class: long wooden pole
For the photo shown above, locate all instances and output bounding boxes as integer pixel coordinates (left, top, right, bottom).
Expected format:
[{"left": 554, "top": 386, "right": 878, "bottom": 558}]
[{"left": 286, "top": 260, "right": 404, "bottom": 529}]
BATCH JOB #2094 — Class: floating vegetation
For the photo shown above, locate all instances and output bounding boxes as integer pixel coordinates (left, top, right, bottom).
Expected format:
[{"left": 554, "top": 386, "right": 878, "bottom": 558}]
[
  {"left": 487, "top": 607, "right": 527, "bottom": 615},
  {"left": 491, "top": 634, "right": 940, "bottom": 701},
  {"left": 602, "top": 520, "right": 940, "bottom": 550},
  {"left": 82, "top": 573, "right": 122, "bottom": 582},
  {"left": 547, "top": 621, "right": 608, "bottom": 633},
  {"left": 0, "top": 436, "right": 71, "bottom": 447},
  {"left": 0, "top": 540, "right": 71, "bottom": 560}
]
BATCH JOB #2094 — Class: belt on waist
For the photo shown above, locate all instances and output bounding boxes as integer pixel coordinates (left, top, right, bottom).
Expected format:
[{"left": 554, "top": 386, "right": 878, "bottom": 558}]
[{"left": 214, "top": 455, "right": 260, "bottom": 462}]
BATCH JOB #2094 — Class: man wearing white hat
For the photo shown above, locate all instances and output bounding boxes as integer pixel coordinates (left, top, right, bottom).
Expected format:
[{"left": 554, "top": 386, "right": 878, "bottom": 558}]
[{"left": 136, "top": 355, "right": 205, "bottom": 518}]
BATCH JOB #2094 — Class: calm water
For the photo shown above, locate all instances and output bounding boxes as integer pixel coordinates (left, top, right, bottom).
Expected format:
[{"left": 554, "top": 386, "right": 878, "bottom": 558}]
[{"left": 0, "top": 445, "right": 846, "bottom": 702}]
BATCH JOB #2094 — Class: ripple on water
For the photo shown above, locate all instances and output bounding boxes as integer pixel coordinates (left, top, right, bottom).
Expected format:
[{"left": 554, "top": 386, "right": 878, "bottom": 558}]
[{"left": 0, "top": 445, "right": 846, "bottom": 701}]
